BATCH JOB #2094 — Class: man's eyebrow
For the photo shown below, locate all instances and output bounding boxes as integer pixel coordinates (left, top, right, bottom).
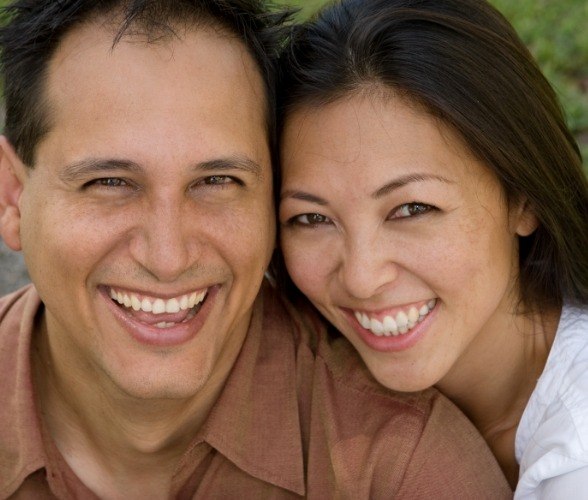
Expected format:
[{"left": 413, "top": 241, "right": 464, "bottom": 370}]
[
  {"left": 59, "top": 158, "right": 141, "bottom": 183},
  {"left": 196, "top": 156, "right": 264, "bottom": 180},
  {"left": 58, "top": 155, "right": 264, "bottom": 183},
  {"left": 372, "top": 173, "right": 453, "bottom": 199}
]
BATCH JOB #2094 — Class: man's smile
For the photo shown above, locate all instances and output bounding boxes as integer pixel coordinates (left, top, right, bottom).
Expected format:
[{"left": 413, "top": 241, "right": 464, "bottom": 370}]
[
  {"left": 98, "top": 284, "right": 218, "bottom": 346},
  {"left": 107, "top": 286, "right": 209, "bottom": 329},
  {"left": 109, "top": 286, "right": 207, "bottom": 314}
]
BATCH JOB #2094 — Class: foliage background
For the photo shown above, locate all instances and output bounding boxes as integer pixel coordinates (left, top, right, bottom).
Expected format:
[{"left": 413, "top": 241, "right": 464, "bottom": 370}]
[{"left": 273, "top": 0, "right": 588, "bottom": 171}]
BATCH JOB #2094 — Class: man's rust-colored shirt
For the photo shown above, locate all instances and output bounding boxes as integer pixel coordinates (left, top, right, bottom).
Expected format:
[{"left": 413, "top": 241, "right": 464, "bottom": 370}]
[{"left": 0, "top": 284, "right": 511, "bottom": 498}]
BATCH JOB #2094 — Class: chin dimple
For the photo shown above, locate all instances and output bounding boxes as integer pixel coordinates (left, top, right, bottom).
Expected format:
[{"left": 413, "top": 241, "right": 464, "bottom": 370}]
[
  {"left": 354, "top": 299, "right": 436, "bottom": 337},
  {"left": 109, "top": 287, "right": 207, "bottom": 315}
]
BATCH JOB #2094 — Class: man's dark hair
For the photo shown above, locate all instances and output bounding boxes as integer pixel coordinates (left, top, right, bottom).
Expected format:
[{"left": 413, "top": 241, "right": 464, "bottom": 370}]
[
  {"left": 276, "top": 0, "right": 588, "bottom": 310},
  {"left": 0, "top": 0, "right": 289, "bottom": 167}
]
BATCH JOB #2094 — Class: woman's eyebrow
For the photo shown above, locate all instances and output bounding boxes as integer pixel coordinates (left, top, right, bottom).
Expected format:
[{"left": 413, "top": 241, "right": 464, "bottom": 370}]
[
  {"left": 280, "top": 190, "right": 329, "bottom": 205},
  {"left": 372, "top": 173, "right": 453, "bottom": 199},
  {"left": 281, "top": 174, "right": 453, "bottom": 204}
]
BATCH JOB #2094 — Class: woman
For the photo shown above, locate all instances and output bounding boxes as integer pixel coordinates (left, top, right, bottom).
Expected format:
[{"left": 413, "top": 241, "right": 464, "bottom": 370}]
[{"left": 276, "top": 0, "right": 588, "bottom": 496}]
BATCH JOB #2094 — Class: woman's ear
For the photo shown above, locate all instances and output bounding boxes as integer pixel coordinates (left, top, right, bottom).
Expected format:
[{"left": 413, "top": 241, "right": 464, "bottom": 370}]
[
  {"left": 512, "top": 197, "right": 538, "bottom": 237},
  {"left": 0, "top": 136, "right": 26, "bottom": 251}
]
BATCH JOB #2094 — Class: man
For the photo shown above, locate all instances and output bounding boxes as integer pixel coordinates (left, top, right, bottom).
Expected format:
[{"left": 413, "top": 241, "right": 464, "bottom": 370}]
[{"left": 0, "top": 0, "right": 511, "bottom": 497}]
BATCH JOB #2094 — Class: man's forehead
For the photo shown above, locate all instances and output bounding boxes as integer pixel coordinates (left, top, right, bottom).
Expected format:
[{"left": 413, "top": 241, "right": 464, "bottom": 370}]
[
  {"left": 49, "top": 18, "right": 259, "bottom": 76},
  {"left": 44, "top": 19, "right": 267, "bottom": 125},
  {"left": 33, "top": 19, "right": 271, "bottom": 175}
]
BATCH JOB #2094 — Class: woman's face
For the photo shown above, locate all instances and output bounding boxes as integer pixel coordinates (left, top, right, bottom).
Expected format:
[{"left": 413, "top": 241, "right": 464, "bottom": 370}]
[{"left": 279, "top": 93, "right": 536, "bottom": 392}]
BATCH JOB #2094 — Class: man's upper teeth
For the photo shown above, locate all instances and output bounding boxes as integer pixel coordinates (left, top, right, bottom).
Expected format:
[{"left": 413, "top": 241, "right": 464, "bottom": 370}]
[
  {"left": 110, "top": 288, "right": 206, "bottom": 314},
  {"left": 354, "top": 299, "right": 437, "bottom": 337}
]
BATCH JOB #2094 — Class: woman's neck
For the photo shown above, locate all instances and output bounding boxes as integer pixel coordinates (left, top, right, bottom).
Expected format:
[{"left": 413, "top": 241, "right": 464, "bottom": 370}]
[{"left": 436, "top": 305, "right": 560, "bottom": 487}]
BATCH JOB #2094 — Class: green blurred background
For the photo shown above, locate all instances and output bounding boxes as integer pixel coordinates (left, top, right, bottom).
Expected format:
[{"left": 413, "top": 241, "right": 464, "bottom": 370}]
[{"left": 273, "top": 0, "right": 588, "bottom": 172}]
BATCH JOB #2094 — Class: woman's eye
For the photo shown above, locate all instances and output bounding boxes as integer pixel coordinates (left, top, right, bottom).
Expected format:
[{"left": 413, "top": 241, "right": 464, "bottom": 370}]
[
  {"left": 390, "top": 202, "right": 435, "bottom": 219},
  {"left": 289, "top": 213, "right": 332, "bottom": 226}
]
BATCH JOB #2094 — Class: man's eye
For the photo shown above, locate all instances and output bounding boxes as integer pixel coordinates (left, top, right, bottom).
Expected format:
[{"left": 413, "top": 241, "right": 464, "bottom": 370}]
[
  {"left": 85, "top": 178, "right": 130, "bottom": 188},
  {"left": 289, "top": 213, "right": 332, "bottom": 226},
  {"left": 202, "top": 175, "right": 239, "bottom": 186},
  {"left": 390, "top": 202, "right": 436, "bottom": 219}
]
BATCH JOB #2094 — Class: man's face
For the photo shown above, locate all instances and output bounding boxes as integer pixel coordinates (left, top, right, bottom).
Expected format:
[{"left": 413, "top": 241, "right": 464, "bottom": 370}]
[{"left": 14, "top": 23, "right": 275, "bottom": 399}]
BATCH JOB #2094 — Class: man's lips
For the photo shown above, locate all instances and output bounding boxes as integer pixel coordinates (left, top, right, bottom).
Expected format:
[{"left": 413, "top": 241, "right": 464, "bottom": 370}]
[
  {"left": 109, "top": 287, "right": 206, "bottom": 313},
  {"left": 107, "top": 286, "right": 208, "bottom": 328},
  {"left": 100, "top": 285, "right": 218, "bottom": 347}
]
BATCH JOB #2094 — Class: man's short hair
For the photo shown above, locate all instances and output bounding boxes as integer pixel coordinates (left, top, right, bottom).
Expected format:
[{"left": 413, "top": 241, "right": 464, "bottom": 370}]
[{"left": 0, "top": 0, "right": 288, "bottom": 167}]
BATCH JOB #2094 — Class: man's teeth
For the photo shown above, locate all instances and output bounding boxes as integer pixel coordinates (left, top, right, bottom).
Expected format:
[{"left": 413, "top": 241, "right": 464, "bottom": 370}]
[
  {"left": 354, "top": 299, "right": 436, "bottom": 337},
  {"left": 156, "top": 322, "right": 177, "bottom": 329},
  {"left": 109, "top": 288, "right": 207, "bottom": 314}
]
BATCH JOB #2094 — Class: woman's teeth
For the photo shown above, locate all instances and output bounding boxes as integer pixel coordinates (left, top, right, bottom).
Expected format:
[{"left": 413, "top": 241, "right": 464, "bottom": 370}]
[{"left": 354, "top": 299, "right": 436, "bottom": 337}]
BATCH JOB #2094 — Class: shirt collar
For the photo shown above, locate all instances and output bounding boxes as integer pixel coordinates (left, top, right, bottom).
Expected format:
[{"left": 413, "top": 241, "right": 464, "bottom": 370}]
[{"left": 197, "top": 283, "right": 305, "bottom": 495}]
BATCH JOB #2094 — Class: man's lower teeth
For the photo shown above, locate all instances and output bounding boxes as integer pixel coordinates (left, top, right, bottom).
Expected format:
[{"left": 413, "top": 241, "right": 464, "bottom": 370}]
[{"left": 156, "top": 322, "right": 176, "bottom": 328}]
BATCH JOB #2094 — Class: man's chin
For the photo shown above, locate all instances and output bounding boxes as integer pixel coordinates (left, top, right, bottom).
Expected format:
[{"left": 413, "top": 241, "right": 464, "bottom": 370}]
[{"left": 104, "top": 363, "right": 214, "bottom": 402}]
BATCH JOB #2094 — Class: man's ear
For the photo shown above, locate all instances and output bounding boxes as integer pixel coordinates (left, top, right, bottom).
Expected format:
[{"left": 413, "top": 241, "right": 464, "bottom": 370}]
[
  {"left": 512, "top": 197, "right": 538, "bottom": 237},
  {"left": 0, "top": 136, "right": 26, "bottom": 251}
]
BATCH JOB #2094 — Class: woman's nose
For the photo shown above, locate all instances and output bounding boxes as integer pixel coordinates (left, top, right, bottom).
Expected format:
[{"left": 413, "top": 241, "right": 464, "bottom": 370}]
[{"left": 338, "top": 235, "right": 399, "bottom": 300}]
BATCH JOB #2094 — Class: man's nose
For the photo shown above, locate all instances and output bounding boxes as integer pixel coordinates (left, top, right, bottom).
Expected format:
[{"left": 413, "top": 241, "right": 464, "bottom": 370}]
[
  {"left": 130, "top": 197, "right": 198, "bottom": 282},
  {"left": 338, "top": 235, "right": 399, "bottom": 300}
]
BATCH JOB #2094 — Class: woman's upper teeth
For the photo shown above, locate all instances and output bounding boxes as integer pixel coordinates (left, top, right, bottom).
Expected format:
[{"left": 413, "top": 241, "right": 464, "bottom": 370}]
[{"left": 354, "top": 299, "right": 436, "bottom": 337}]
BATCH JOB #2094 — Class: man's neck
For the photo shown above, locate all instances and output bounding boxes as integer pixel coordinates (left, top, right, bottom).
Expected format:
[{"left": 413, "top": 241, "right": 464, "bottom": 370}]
[{"left": 31, "top": 315, "right": 246, "bottom": 498}]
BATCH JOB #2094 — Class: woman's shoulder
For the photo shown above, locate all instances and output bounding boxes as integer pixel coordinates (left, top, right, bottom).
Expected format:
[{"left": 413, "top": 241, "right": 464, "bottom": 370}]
[
  {"left": 519, "top": 302, "right": 588, "bottom": 427},
  {"left": 557, "top": 303, "right": 588, "bottom": 342},
  {"left": 530, "top": 302, "right": 588, "bottom": 394},
  {"left": 515, "top": 302, "right": 588, "bottom": 497}
]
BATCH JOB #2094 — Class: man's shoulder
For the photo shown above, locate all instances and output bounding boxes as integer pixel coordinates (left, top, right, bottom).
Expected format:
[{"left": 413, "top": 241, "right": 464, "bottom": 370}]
[
  {"left": 260, "top": 287, "right": 510, "bottom": 496},
  {"left": 0, "top": 285, "right": 38, "bottom": 333},
  {"left": 262, "top": 288, "right": 461, "bottom": 438},
  {"left": 298, "top": 308, "right": 459, "bottom": 438},
  {"left": 259, "top": 285, "right": 448, "bottom": 417},
  {"left": 0, "top": 284, "right": 35, "bottom": 307},
  {"left": 0, "top": 286, "right": 46, "bottom": 498},
  {"left": 0, "top": 284, "right": 38, "bottom": 335}
]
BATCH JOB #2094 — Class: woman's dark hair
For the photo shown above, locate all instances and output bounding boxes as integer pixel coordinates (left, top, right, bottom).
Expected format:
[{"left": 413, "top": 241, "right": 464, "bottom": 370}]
[{"left": 276, "top": 0, "right": 588, "bottom": 310}]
